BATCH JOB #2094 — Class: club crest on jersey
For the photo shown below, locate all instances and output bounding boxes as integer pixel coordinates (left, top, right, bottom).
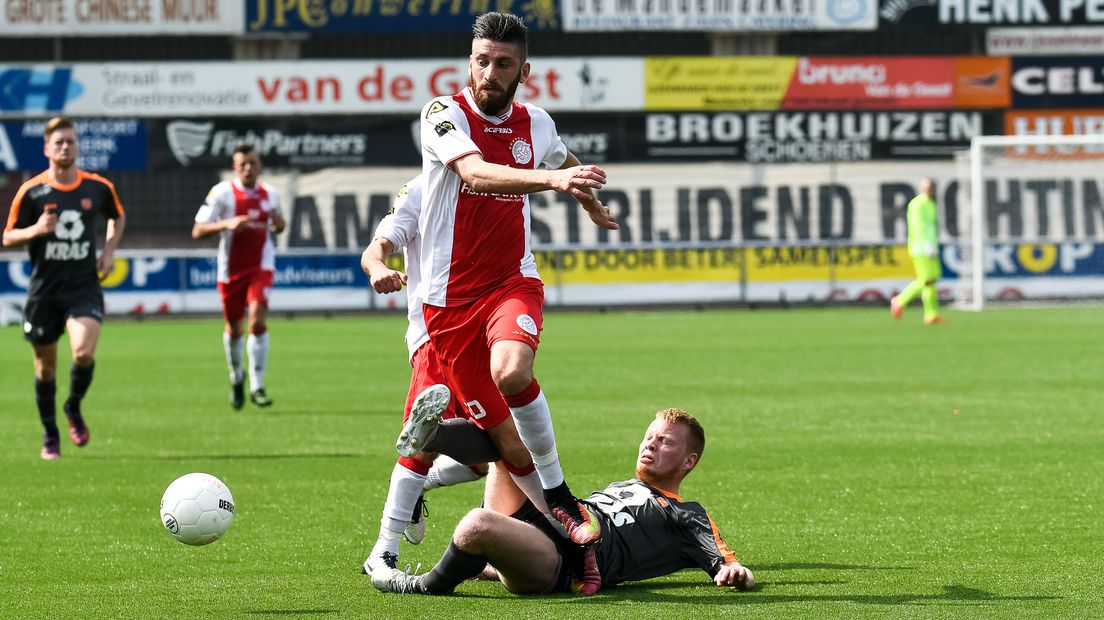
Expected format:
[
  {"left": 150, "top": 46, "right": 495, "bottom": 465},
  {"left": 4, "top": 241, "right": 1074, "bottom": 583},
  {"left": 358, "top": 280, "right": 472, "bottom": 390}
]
[
  {"left": 80, "top": 197, "right": 93, "bottom": 210},
  {"left": 516, "top": 314, "right": 538, "bottom": 336},
  {"left": 426, "top": 101, "right": 448, "bottom": 118},
  {"left": 435, "top": 121, "right": 456, "bottom": 137},
  {"left": 511, "top": 138, "right": 533, "bottom": 165}
]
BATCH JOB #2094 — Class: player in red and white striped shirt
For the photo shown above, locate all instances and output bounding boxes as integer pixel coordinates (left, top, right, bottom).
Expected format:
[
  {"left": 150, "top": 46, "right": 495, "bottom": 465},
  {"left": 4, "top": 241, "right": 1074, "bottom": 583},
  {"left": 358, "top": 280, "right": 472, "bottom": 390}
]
[
  {"left": 415, "top": 12, "right": 619, "bottom": 548},
  {"left": 192, "top": 144, "right": 285, "bottom": 410}
]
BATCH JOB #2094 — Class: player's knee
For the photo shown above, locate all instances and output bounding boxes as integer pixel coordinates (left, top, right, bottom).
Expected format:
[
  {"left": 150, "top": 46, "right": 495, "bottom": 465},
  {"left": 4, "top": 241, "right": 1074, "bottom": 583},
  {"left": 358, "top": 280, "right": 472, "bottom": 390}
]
[
  {"left": 36, "top": 367, "right": 57, "bottom": 382},
  {"left": 73, "top": 352, "right": 94, "bottom": 367},
  {"left": 454, "top": 508, "right": 498, "bottom": 549},
  {"left": 493, "top": 365, "right": 532, "bottom": 396}
]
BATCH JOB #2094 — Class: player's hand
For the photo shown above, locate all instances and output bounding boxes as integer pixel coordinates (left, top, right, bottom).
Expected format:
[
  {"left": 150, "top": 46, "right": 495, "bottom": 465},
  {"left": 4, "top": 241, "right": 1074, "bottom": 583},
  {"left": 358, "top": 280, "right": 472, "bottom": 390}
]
[
  {"left": 715, "top": 562, "right": 755, "bottom": 590},
  {"left": 370, "top": 269, "right": 408, "bottom": 294},
  {"left": 38, "top": 209, "right": 58, "bottom": 236},
  {"left": 97, "top": 252, "right": 115, "bottom": 281},
  {"left": 583, "top": 199, "right": 619, "bottom": 230},
  {"left": 550, "top": 165, "right": 606, "bottom": 198},
  {"left": 226, "top": 215, "right": 250, "bottom": 232}
]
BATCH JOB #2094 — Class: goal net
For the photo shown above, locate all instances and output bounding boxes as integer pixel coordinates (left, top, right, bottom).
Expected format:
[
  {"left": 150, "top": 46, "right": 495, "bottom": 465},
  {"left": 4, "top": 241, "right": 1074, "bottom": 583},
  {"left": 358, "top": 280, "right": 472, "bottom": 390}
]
[{"left": 956, "top": 134, "right": 1104, "bottom": 310}]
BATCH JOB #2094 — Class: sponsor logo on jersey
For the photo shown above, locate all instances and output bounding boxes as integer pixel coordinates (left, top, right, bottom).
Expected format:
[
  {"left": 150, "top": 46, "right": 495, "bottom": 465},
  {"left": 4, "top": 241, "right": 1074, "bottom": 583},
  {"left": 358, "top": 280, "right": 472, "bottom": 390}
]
[
  {"left": 511, "top": 138, "right": 533, "bottom": 165},
  {"left": 435, "top": 121, "right": 456, "bottom": 137},
  {"left": 45, "top": 241, "right": 90, "bottom": 261},
  {"left": 485, "top": 126, "right": 513, "bottom": 134},
  {"left": 655, "top": 496, "right": 671, "bottom": 509},
  {"left": 426, "top": 101, "right": 448, "bottom": 117},
  {"left": 516, "top": 314, "right": 539, "bottom": 335},
  {"left": 55, "top": 210, "right": 85, "bottom": 240},
  {"left": 80, "top": 197, "right": 93, "bottom": 210}
]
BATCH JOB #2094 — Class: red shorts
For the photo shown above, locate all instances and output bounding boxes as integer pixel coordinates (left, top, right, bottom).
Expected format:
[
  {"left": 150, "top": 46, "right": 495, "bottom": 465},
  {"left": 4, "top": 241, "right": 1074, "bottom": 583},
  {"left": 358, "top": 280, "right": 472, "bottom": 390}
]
[
  {"left": 404, "top": 341, "right": 461, "bottom": 424},
  {"left": 218, "top": 269, "right": 273, "bottom": 325},
  {"left": 422, "top": 277, "right": 544, "bottom": 430}
]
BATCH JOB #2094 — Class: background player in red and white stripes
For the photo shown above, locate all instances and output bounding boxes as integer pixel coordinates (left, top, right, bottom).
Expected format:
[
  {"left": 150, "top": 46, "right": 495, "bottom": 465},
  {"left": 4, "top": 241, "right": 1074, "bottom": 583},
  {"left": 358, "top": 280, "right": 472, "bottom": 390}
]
[
  {"left": 192, "top": 143, "right": 285, "bottom": 410},
  {"left": 416, "top": 12, "right": 619, "bottom": 547}
]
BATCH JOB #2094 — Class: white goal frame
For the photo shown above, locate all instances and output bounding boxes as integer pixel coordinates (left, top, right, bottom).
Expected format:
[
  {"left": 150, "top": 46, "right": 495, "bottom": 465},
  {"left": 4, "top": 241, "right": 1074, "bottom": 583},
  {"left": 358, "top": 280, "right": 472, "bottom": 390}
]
[{"left": 962, "top": 134, "right": 1104, "bottom": 311}]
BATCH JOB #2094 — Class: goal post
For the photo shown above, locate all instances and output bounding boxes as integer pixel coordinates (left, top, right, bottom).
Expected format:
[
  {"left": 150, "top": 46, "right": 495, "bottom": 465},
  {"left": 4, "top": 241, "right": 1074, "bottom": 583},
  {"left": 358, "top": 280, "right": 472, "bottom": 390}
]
[{"left": 958, "top": 133, "right": 1104, "bottom": 310}]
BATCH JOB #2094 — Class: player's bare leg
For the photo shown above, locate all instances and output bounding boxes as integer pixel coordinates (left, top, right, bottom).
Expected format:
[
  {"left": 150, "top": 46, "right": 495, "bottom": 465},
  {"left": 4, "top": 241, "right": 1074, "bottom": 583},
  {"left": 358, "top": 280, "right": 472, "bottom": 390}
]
[
  {"left": 247, "top": 301, "right": 272, "bottom": 407},
  {"left": 492, "top": 340, "right": 599, "bottom": 546},
  {"left": 372, "top": 508, "right": 562, "bottom": 595},
  {"left": 484, "top": 416, "right": 551, "bottom": 514},
  {"left": 63, "top": 316, "right": 100, "bottom": 447},
  {"left": 31, "top": 342, "right": 60, "bottom": 459}
]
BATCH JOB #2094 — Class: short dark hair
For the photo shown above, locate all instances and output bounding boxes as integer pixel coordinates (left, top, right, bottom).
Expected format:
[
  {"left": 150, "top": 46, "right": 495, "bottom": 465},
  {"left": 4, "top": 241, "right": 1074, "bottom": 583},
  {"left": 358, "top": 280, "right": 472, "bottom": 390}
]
[
  {"left": 472, "top": 12, "right": 528, "bottom": 60},
  {"left": 44, "top": 116, "right": 74, "bottom": 140},
  {"left": 233, "top": 143, "right": 256, "bottom": 157},
  {"left": 656, "top": 408, "right": 705, "bottom": 460}
]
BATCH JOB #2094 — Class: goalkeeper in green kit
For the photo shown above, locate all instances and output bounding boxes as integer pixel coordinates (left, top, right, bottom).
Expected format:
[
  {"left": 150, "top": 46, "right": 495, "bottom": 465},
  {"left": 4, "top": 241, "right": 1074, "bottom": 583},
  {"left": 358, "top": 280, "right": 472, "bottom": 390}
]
[{"left": 891, "top": 179, "right": 947, "bottom": 325}]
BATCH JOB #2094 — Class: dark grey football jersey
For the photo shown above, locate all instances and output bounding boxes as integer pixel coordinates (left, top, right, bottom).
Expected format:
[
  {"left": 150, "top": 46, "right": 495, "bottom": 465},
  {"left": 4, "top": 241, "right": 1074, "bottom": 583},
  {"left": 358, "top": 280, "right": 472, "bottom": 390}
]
[{"left": 582, "top": 479, "right": 738, "bottom": 586}]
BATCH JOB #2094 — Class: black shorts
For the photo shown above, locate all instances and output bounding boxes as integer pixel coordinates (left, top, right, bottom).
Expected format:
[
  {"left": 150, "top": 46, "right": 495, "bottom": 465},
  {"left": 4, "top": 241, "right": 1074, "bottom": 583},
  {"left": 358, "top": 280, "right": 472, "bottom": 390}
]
[
  {"left": 22, "top": 287, "right": 104, "bottom": 345},
  {"left": 510, "top": 500, "right": 577, "bottom": 593}
]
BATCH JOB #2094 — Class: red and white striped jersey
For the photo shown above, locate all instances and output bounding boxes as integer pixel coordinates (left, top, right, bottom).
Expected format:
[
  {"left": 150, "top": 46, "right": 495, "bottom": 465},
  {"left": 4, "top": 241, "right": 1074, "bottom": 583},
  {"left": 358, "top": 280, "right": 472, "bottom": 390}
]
[
  {"left": 418, "top": 87, "right": 568, "bottom": 307},
  {"left": 194, "top": 179, "right": 282, "bottom": 283},
  {"left": 373, "top": 175, "right": 429, "bottom": 362}
]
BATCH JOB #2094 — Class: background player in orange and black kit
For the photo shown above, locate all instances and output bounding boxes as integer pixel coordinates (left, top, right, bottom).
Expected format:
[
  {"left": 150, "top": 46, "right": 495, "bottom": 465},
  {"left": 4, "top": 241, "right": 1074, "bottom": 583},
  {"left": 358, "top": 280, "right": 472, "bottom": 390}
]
[{"left": 2, "top": 116, "right": 126, "bottom": 460}]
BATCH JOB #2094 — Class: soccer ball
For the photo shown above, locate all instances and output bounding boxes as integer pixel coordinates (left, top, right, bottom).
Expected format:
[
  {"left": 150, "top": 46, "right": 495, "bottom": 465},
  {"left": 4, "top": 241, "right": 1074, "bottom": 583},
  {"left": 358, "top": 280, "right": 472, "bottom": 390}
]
[{"left": 160, "top": 473, "right": 235, "bottom": 546}]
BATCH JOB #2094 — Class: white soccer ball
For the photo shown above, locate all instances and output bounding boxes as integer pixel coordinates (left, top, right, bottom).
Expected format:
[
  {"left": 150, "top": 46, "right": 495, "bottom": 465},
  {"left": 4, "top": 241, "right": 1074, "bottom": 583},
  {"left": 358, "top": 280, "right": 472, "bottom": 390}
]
[{"left": 160, "top": 473, "right": 235, "bottom": 546}]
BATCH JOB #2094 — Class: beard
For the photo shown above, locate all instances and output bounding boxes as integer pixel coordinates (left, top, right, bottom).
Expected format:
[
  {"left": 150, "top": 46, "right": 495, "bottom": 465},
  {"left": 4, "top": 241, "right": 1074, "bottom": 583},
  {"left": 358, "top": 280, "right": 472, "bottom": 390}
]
[{"left": 470, "top": 72, "right": 522, "bottom": 116}]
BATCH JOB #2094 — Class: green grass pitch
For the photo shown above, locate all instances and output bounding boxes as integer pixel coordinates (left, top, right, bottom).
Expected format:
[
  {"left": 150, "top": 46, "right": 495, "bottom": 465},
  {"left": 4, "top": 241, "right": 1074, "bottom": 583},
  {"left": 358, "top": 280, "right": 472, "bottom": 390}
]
[{"left": 1, "top": 307, "right": 1102, "bottom": 619}]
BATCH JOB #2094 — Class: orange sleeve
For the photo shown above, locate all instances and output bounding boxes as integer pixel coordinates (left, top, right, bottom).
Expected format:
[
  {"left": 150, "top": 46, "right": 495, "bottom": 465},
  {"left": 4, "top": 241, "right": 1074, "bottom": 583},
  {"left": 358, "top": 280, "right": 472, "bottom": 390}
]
[
  {"left": 707, "top": 515, "right": 738, "bottom": 565},
  {"left": 82, "top": 171, "right": 125, "bottom": 216},
  {"left": 4, "top": 178, "right": 36, "bottom": 233}
]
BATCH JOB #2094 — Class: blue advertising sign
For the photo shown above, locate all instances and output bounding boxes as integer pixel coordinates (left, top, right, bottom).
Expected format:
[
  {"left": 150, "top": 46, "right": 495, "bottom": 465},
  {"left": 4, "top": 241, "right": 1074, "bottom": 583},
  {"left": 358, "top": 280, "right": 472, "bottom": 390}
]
[
  {"left": 1011, "top": 57, "right": 1104, "bottom": 109},
  {"left": 182, "top": 255, "right": 369, "bottom": 291},
  {"left": 2, "top": 255, "right": 182, "bottom": 294},
  {"left": 0, "top": 68, "right": 80, "bottom": 114},
  {"left": 245, "top": 0, "right": 560, "bottom": 32},
  {"left": 0, "top": 119, "right": 147, "bottom": 172}
]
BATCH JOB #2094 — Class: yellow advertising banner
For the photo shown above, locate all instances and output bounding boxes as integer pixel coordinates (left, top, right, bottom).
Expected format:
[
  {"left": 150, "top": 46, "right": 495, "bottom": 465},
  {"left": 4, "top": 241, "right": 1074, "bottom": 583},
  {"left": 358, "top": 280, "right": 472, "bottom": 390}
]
[
  {"left": 746, "top": 245, "right": 912, "bottom": 281},
  {"left": 529, "top": 245, "right": 911, "bottom": 285},
  {"left": 533, "top": 248, "right": 744, "bottom": 285},
  {"left": 645, "top": 57, "right": 797, "bottom": 110}
]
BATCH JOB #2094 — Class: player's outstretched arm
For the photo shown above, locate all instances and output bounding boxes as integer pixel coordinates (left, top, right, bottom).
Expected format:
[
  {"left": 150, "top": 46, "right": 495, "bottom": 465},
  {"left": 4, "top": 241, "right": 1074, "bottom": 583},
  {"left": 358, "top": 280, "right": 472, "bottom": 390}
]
[
  {"left": 2, "top": 208, "right": 57, "bottom": 248},
  {"left": 559, "top": 151, "right": 618, "bottom": 231},
  {"left": 270, "top": 209, "right": 287, "bottom": 234},
  {"left": 98, "top": 211, "right": 125, "bottom": 281},
  {"left": 361, "top": 237, "right": 407, "bottom": 294},
  {"left": 451, "top": 154, "right": 605, "bottom": 198},
  {"left": 714, "top": 561, "right": 755, "bottom": 590},
  {"left": 191, "top": 216, "right": 249, "bottom": 240}
]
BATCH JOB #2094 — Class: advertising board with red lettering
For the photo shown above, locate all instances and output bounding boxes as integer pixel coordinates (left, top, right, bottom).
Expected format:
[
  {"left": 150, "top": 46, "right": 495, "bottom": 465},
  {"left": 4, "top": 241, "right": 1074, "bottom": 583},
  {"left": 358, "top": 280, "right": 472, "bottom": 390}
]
[{"left": 781, "top": 57, "right": 956, "bottom": 109}]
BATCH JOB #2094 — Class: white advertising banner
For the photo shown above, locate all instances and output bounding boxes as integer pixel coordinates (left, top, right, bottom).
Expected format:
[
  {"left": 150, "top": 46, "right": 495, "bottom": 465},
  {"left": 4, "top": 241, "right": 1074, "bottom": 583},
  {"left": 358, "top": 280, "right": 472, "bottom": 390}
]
[
  {"left": 987, "top": 27, "right": 1104, "bottom": 55},
  {"left": 562, "top": 0, "right": 876, "bottom": 31},
  {"left": 0, "top": 58, "right": 644, "bottom": 118},
  {"left": 0, "top": 1, "right": 243, "bottom": 35}
]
